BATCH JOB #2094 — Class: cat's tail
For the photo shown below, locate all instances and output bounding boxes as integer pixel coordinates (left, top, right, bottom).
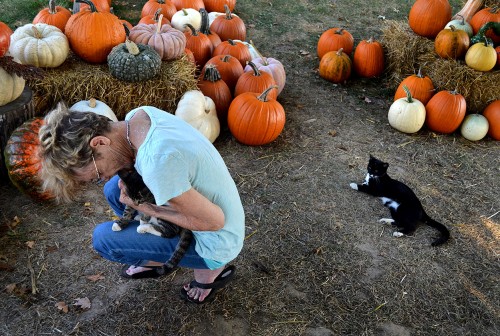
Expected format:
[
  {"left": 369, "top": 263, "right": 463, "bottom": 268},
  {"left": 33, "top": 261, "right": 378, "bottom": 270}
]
[
  {"left": 423, "top": 213, "right": 450, "bottom": 246},
  {"left": 165, "top": 229, "right": 193, "bottom": 270}
]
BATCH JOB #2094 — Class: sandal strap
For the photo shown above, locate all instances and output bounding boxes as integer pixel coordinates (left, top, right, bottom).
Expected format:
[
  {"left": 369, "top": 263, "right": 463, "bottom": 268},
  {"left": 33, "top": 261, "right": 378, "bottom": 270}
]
[{"left": 188, "top": 265, "right": 236, "bottom": 290}]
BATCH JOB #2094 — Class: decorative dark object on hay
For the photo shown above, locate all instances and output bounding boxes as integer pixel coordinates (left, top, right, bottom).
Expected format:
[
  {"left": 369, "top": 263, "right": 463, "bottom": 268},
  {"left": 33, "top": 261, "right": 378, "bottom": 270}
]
[{"left": 108, "top": 24, "right": 162, "bottom": 82}]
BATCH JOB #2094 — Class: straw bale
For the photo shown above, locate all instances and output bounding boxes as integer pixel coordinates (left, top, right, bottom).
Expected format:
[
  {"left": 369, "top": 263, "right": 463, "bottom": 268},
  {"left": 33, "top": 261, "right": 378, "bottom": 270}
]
[
  {"left": 27, "top": 53, "right": 198, "bottom": 120},
  {"left": 381, "top": 20, "right": 500, "bottom": 113}
]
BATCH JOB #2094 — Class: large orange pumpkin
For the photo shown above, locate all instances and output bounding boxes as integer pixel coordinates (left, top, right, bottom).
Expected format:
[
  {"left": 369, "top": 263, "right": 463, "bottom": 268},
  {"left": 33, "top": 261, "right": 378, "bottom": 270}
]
[
  {"left": 425, "top": 90, "right": 466, "bottom": 134},
  {"left": 394, "top": 67, "right": 435, "bottom": 105},
  {"left": 470, "top": 7, "right": 500, "bottom": 44},
  {"left": 409, "top": 0, "right": 452, "bottom": 38},
  {"left": 65, "top": 0, "right": 126, "bottom": 64},
  {"left": 228, "top": 86, "right": 285, "bottom": 146},
  {"left": 234, "top": 61, "right": 278, "bottom": 100},
  {"left": 197, "top": 64, "right": 232, "bottom": 124},
  {"left": 482, "top": 100, "right": 500, "bottom": 140},
  {"left": 317, "top": 28, "right": 354, "bottom": 59},
  {"left": 184, "top": 23, "right": 213, "bottom": 69},
  {"left": 434, "top": 25, "right": 470, "bottom": 59},
  {"left": 203, "top": 55, "right": 243, "bottom": 94},
  {"left": 318, "top": 48, "right": 352, "bottom": 84},
  {"left": 4, "top": 118, "right": 54, "bottom": 201},
  {"left": 33, "top": 0, "right": 72, "bottom": 33},
  {"left": 212, "top": 39, "right": 252, "bottom": 67},
  {"left": 210, "top": 4, "right": 246, "bottom": 41},
  {"left": 352, "top": 37, "right": 385, "bottom": 78},
  {"left": 141, "top": 0, "right": 177, "bottom": 21},
  {"left": 0, "top": 21, "right": 13, "bottom": 57}
]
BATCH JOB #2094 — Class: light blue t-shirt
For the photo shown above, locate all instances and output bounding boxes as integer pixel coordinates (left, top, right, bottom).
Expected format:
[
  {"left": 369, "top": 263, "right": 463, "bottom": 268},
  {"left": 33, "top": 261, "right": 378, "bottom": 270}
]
[{"left": 126, "top": 106, "right": 245, "bottom": 268}]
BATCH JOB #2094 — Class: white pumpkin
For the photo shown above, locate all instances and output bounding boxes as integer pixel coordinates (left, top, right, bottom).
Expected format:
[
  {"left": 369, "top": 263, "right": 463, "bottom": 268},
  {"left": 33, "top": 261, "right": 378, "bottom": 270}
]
[
  {"left": 0, "top": 66, "right": 26, "bottom": 107},
  {"left": 175, "top": 90, "right": 220, "bottom": 143},
  {"left": 9, "top": 23, "right": 69, "bottom": 68},
  {"left": 460, "top": 114, "right": 489, "bottom": 141},
  {"left": 388, "top": 86, "right": 426, "bottom": 133},
  {"left": 171, "top": 8, "right": 202, "bottom": 32},
  {"left": 70, "top": 98, "right": 118, "bottom": 122},
  {"left": 208, "top": 11, "right": 239, "bottom": 26}
]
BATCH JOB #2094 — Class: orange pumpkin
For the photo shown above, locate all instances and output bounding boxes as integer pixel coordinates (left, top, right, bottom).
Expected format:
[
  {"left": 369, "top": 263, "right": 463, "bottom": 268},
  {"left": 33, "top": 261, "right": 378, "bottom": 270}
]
[
  {"left": 434, "top": 25, "right": 470, "bottom": 59},
  {"left": 482, "top": 100, "right": 500, "bottom": 140},
  {"left": 4, "top": 118, "right": 54, "bottom": 201},
  {"left": 394, "top": 67, "right": 435, "bottom": 105},
  {"left": 65, "top": 0, "right": 126, "bottom": 64},
  {"left": 203, "top": 54, "right": 243, "bottom": 94},
  {"left": 470, "top": 7, "right": 500, "bottom": 44},
  {"left": 73, "top": 0, "right": 110, "bottom": 12},
  {"left": 0, "top": 21, "right": 13, "bottom": 57},
  {"left": 204, "top": 0, "right": 236, "bottom": 12},
  {"left": 197, "top": 64, "right": 232, "bottom": 123},
  {"left": 138, "top": 8, "right": 171, "bottom": 26},
  {"left": 172, "top": 0, "right": 205, "bottom": 10},
  {"left": 317, "top": 28, "right": 354, "bottom": 59},
  {"left": 318, "top": 48, "right": 352, "bottom": 84},
  {"left": 212, "top": 39, "right": 252, "bottom": 67},
  {"left": 496, "top": 46, "right": 500, "bottom": 68},
  {"left": 228, "top": 86, "right": 285, "bottom": 146},
  {"left": 409, "top": 0, "right": 452, "bottom": 38},
  {"left": 210, "top": 4, "right": 246, "bottom": 41},
  {"left": 141, "top": 0, "right": 177, "bottom": 21},
  {"left": 425, "top": 90, "right": 466, "bottom": 134},
  {"left": 33, "top": 0, "right": 72, "bottom": 33},
  {"left": 120, "top": 19, "right": 133, "bottom": 30},
  {"left": 234, "top": 61, "right": 278, "bottom": 100},
  {"left": 352, "top": 37, "right": 385, "bottom": 78}
]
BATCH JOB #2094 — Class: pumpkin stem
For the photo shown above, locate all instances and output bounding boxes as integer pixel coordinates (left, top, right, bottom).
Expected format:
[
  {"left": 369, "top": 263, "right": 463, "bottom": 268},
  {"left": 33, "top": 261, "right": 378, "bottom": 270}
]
[
  {"left": 257, "top": 86, "right": 278, "bottom": 102},
  {"left": 336, "top": 48, "right": 344, "bottom": 56},
  {"left": 156, "top": 14, "right": 164, "bottom": 33},
  {"left": 250, "top": 40, "right": 269, "bottom": 65},
  {"left": 31, "top": 25, "right": 43, "bottom": 39},
  {"left": 224, "top": 4, "right": 232, "bottom": 19},
  {"left": 199, "top": 8, "right": 211, "bottom": 35},
  {"left": 185, "top": 23, "right": 198, "bottom": 36},
  {"left": 335, "top": 28, "right": 345, "bottom": 35},
  {"left": 402, "top": 85, "right": 414, "bottom": 103},
  {"left": 182, "top": 8, "right": 189, "bottom": 16},
  {"left": 203, "top": 64, "right": 222, "bottom": 82},
  {"left": 48, "top": 0, "right": 56, "bottom": 14},
  {"left": 76, "top": 0, "right": 97, "bottom": 13},
  {"left": 367, "top": 37, "right": 374, "bottom": 43},
  {"left": 153, "top": 8, "right": 162, "bottom": 22},
  {"left": 246, "top": 61, "right": 261, "bottom": 76},
  {"left": 89, "top": 98, "right": 97, "bottom": 108},
  {"left": 123, "top": 23, "right": 140, "bottom": 55},
  {"left": 222, "top": 55, "right": 231, "bottom": 62},
  {"left": 449, "top": 25, "right": 456, "bottom": 32},
  {"left": 228, "top": 39, "right": 236, "bottom": 46}
]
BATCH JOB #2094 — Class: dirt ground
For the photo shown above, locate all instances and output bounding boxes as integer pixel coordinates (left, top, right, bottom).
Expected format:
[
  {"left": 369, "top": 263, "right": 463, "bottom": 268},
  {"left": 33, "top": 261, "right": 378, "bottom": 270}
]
[{"left": 1, "top": 0, "right": 499, "bottom": 335}]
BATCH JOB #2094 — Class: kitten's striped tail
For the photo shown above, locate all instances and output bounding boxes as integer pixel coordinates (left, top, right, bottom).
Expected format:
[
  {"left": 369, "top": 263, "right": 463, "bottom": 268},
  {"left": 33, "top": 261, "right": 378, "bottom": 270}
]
[
  {"left": 423, "top": 213, "right": 450, "bottom": 246},
  {"left": 165, "top": 229, "right": 193, "bottom": 270}
]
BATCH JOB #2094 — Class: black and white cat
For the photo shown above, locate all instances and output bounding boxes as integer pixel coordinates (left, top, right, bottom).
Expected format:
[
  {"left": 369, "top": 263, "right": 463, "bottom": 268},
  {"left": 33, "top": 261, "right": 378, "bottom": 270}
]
[
  {"left": 112, "top": 168, "right": 193, "bottom": 269},
  {"left": 349, "top": 155, "right": 450, "bottom": 246}
]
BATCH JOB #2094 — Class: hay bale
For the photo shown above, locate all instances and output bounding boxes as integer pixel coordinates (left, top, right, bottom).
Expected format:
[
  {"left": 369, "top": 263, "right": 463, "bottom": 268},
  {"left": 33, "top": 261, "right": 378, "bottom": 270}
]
[
  {"left": 381, "top": 20, "right": 500, "bottom": 113},
  {"left": 27, "top": 53, "right": 198, "bottom": 120}
]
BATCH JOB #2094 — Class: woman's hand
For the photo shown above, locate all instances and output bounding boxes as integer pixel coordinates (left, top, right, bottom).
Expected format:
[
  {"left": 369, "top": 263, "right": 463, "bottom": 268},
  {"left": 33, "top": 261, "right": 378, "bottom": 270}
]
[{"left": 118, "top": 179, "right": 137, "bottom": 209}]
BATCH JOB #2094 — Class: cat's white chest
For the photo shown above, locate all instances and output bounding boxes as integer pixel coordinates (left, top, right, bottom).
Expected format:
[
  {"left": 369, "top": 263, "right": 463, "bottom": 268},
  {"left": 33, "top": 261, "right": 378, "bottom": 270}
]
[{"left": 380, "top": 197, "right": 400, "bottom": 210}]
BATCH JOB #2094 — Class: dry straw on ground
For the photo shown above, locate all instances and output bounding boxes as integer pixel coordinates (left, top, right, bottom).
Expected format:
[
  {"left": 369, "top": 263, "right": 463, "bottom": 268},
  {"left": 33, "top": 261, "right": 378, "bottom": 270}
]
[
  {"left": 381, "top": 20, "right": 500, "bottom": 113},
  {"left": 27, "top": 53, "right": 198, "bottom": 120}
]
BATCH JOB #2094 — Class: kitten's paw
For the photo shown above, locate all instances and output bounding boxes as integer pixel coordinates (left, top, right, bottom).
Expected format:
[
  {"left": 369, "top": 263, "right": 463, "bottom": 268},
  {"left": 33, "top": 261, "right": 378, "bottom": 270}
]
[
  {"left": 349, "top": 183, "right": 358, "bottom": 190},
  {"left": 379, "top": 218, "right": 395, "bottom": 224},
  {"left": 112, "top": 222, "right": 122, "bottom": 231},
  {"left": 393, "top": 231, "right": 404, "bottom": 238}
]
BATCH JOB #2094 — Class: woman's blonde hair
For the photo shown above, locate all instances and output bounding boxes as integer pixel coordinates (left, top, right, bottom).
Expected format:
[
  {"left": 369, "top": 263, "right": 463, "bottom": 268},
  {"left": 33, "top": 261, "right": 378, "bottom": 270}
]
[{"left": 38, "top": 102, "right": 111, "bottom": 202}]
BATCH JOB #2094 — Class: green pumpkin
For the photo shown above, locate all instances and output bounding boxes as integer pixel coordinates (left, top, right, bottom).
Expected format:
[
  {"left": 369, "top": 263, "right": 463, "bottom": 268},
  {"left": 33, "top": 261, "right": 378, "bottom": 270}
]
[{"left": 107, "top": 38, "right": 161, "bottom": 82}]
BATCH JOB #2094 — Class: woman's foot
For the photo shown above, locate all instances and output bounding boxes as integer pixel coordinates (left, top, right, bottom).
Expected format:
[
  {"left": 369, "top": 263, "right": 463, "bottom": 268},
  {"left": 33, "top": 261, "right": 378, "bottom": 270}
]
[
  {"left": 120, "top": 263, "right": 170, "bottom": 279},
  {"left": 181, "top": 266, "right": 236, "bottom": 303}
]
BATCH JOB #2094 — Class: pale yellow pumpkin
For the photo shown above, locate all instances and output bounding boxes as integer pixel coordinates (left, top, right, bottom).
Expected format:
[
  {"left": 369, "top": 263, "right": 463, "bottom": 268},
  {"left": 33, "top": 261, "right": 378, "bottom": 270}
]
[
  {"left": 465, "top": 40, "right": 497, "bottom": 71},
  {"left": 70, "top": 98, "right": 118, "bottom": 122},
  {"left": 0, "top": 66, "right": 25, "bottom": 107},
  {"left": 388, "top": 85, "right": 426, "bottom": 133},
  {"left": 175, "top": 90, "right": 220, "bottom": 143},
  {"left": 9, "top": 23, "right": 69, "bottom": 68},
  {"left": 171, "top": 8, "right": 202, "bottom": 32},
  {"left": 460, "top": 114, "right": 489, "bottom": 141}
]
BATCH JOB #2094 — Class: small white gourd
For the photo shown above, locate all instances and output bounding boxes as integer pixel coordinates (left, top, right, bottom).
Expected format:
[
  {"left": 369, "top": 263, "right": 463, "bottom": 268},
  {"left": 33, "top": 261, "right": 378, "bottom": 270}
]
[
  {"left": 70, "top": 98, "right": 118, "bottom": 122},
  {"left": 388, "top": 85, "right": 426, "bottom": 133},
  {"left": 171, "top": 8, "right": 202, "bottom": 32},
  {"left": 175, "top": 90, "right": 220, "bottom": 143},
  {"left": 460, "top": 114, "right": 489, "bottom": 141}
]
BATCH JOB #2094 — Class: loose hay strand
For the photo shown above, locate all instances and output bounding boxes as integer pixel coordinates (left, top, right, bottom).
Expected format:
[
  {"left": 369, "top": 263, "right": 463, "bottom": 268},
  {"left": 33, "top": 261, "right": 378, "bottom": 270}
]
[{"left": 27, "top": 53, "right": 198, "bottom": 120}]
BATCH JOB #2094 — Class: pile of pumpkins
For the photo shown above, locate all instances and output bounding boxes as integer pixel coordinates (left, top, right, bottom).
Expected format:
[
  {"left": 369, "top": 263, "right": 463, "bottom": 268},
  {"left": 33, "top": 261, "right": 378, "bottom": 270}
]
[
  {"left": 0, "top": 0, "right": 288, "bottom": 147},
  {"left": 389, "top": 0, "right": 500, "bottom": 141}
]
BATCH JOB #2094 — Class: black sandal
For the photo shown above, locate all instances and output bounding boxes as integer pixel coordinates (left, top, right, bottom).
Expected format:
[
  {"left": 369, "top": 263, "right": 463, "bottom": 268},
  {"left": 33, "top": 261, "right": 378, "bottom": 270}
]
[
  {"left": 120, "top": 264, "right": 176, "bottom": 279},
  {"left": 180, "top": 265, "right": 236, "bottom": 304}
]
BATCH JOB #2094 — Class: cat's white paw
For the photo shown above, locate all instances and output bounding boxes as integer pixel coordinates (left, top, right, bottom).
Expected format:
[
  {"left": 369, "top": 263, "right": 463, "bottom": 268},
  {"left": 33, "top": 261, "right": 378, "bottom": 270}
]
[
  {"left": 379, "top": 218, "right": 395, "bottom": 224},
  {"left": 112, "top": 222, "right": 122, "bottom": 231},
  {"left": 393, "top": 231, "right": 404, "bottom": 238},
  {"left": 137, "top": 223, "right": 162, "bottom": 237},
  {"left": 349, "top": 183, "right": 358, "bottom": 190}
]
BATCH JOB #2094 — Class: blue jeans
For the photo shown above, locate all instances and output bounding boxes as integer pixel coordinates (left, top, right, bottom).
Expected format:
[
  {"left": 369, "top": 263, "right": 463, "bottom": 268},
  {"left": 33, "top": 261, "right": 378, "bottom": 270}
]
[{"left": 92, "top": 175, "right": 210, "bottom": 269}]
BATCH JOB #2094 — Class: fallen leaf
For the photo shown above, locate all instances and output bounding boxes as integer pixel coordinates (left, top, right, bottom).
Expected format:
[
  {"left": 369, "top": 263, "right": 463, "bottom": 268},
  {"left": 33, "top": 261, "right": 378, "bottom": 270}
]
[
  {"left": 5, "top": 283, "right": 16, "bottom": 293},
  {"left": 55, "top": 301, "right": 69, "bottom": 313},
  {"left": 364, "top": 97, "right": 372, "bottom": 103},
  {"left": 25, "top": 241, "right": 35, "bottom": 249},
  {"left": 74, "top": 297, "right": 91, "bottom": 309},
  {"left": 46, "top": 245, "right": 58, "bottom": 253},
  {"left": 84, "top": 202, "right": 91, "bottom": 207},
  {"left": 86, "top": 273, "right": 105, "bottom": 282},
  {"left": 9, "top": 216, "right": 21, "bottom": 229},
  {"left": 299, "top": 50, "right": 310, "bottom": 55},
  {"left": 329, "top": 130, "right": 338, "bottom": 137},
  {"left": 0, "top": 262, "right": 15, "bottom": 272}
]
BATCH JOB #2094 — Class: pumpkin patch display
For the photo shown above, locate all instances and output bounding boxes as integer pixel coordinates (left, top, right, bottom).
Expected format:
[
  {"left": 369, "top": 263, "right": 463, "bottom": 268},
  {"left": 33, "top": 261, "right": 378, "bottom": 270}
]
[
  {"left": 129, "top": 18, "right": 187, "bottom": 61},
  {"left": 175, "top": 90, "right": 220, "bottom": 143},
  {"left": 198, "top": 64, "right": 232, "bottom": 122},
  {"left": 141, "top": 0, "right": 177, "bottom": 21},
  {"left": 204, "top": 0, "right": 236, "bottom": 12},
  {"left": 4, "top": 118, "right": 54, "bottom": 201},
  {"left": 352, "top": 37, "right": 385, "bottom": 78},
  {"left": 210, "top": 4, "right": 246, "bottom": 41},
  {"left": 70, "top": 98, "right": 118, "bottom": 122},
  {"left": 465, "top": 39, "right": 497, "bottom": 71},
  {"left": 408, "top": 0, "right": 452, "bottom": 38},
  {"left": 425, "top": 90, "right": 466, "bottom": 134},
  {"left": 234, "top": 61, "right": 277, "bottom": 100},
  {"left": 318, "top": 48, "right": 352, "bottom": 84},
  {"left": 228, "top": 86, "right": 285, "bottom": 146},
  {"left": 33, "top": 0, "right": 72, "bottom": 33},
  {"left": 434, "top": 25, "right": 470, "bottom": 59},
  {"left": 65, "top": 0, "right": 126, "bottom": 64},
  {"left": 203, "top": 54, "right": 244, "bottom": 94},
  {"left": 0, "top": 21, "right": 13, "bottom": 57},
  {"left": 393, "top": 67, "right": 435, "bottom": 105},
  {"left": 317, "top": 27, "right": 354, "bottom": 59},
  {"left": 171, "top": 8, "right": 202, "bottom": 32},
  {"left": 388, "top": 85, "right": 426, "bottom": 134},
  {"left": 212, "top": 39, "right": 252, "bottom": 67},
  {"left": 9, "top": 23, "right": 69, "bottom": 68},
  {"left": 108, "top": 25, "right": 162, "bottom": 83},
  {"left": 460, "top": 113, "right": 489, "bottom": 141},
  {"left": 482, "top": 100, "right": 500, "bottom": 140}
]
